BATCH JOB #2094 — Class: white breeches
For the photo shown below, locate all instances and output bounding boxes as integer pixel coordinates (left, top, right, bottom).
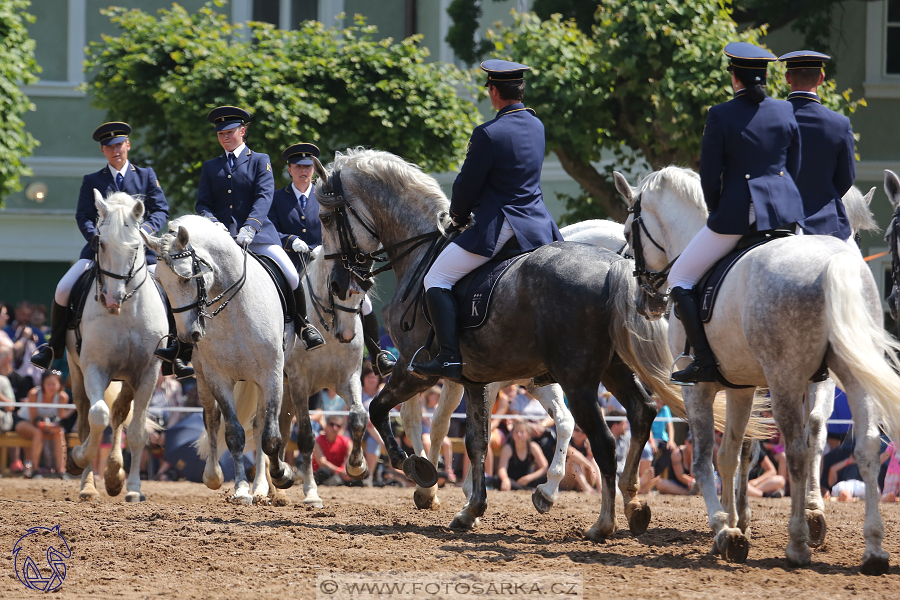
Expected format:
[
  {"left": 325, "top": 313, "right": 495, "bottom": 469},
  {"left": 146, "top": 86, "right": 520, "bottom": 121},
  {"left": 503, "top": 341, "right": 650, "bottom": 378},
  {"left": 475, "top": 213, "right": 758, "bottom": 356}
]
[
  {"left": 55, "top": 259, "right": 94, "bottom": 305},
  {"left": 361, "top": 295, "right": 373, "bottom": 316},
  {"left": 424, "top": 219, "right": 516, "bottom": 290},
  {"left": 667, "top": 226, "right": 742, "bottom": 290},
  {"left": 795, "top": 225, "right": 861, "bottom": 255},
  {"left": 250, "top": 243, "right": 299, "bottom": 290}
]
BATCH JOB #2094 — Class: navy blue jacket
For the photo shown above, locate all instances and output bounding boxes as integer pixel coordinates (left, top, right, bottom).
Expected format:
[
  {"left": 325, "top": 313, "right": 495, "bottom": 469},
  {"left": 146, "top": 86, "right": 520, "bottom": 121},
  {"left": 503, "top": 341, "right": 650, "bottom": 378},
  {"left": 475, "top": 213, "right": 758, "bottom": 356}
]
[
  {"left": 788, "top": 92, "right": 855, "bottom": 239},
  {"left": 450, "top": 103, "right": 562, "bottom": 257},
  {"left": 700, "top": 92, "right": 805, "bottom": 235},
  {"left": 76, "top": 162, "right": 169, "bottom": 263},
  {"left": 268, "top": 183, "right": 322, "bottom": 269},
  {"left": 195, "top": 146, "right": 280, "bottom": 246}
]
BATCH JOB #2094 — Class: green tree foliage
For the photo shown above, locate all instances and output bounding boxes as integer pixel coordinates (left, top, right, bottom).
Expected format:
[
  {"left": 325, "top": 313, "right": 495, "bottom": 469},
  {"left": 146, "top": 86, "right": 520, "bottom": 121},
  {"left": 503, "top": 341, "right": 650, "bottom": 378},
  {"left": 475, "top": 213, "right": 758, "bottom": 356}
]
[
  {"left": 487, "top": 1, "right": 863, "bottom": 223},
  {"left": 85, "top": 3, "right": 481, "bottom": 212},
  {"left": 0, "top": 0, "right": 39, "bottom": 205}
]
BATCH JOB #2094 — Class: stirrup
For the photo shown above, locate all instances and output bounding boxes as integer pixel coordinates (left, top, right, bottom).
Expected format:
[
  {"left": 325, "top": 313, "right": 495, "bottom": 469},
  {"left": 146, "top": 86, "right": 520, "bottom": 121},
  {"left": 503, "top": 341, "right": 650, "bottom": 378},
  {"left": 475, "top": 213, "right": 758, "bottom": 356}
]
[
  {"left": 29, "top": 344, "right": 55, "bottom": 370},
  {"left": 154, "top": 334, "right": 179, "bottom": 363},
  {"left": 670, "top": 351, "right": 696, "bottom": 386},
  {"left": 407, "top": 345, "right": 430, "bottom": 379}
]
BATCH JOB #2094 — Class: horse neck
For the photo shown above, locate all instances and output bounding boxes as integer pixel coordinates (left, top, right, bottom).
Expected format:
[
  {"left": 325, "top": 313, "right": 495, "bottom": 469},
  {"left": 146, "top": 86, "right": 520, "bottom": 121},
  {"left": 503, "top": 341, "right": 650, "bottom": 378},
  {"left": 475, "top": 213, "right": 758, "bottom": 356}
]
[
  {"left": 308, "top": 251, "right": 328, "bottom": 301},
  {"left": 367, "top": 197, "right": 444, "bottom": 284},
  {"left": 206, "top": 236, "right": 245, "bottom": 297},
  {"left": 652, "top": 191, "right": 707, "bottom": 262}
]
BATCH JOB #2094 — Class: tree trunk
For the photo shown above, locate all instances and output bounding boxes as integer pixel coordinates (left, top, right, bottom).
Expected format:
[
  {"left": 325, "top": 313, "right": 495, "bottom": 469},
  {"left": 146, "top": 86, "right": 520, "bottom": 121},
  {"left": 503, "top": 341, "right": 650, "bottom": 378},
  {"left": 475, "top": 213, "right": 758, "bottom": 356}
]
[{"left": 553, "top": 146, "right": 629, "bottom": 223}]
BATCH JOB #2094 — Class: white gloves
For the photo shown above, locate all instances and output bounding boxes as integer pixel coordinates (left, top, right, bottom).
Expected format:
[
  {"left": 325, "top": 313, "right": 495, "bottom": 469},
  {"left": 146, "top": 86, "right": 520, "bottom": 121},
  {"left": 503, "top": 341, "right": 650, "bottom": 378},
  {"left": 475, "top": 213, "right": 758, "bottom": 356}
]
[
  {"left": 292, "top": 238, "right": 309, "bottom": 254},
  {"left": 213, "top": 221, "right": 229, "bottom": 233},
  {"left": 236, "top": 225, "right": 256, "bottom": 246}
]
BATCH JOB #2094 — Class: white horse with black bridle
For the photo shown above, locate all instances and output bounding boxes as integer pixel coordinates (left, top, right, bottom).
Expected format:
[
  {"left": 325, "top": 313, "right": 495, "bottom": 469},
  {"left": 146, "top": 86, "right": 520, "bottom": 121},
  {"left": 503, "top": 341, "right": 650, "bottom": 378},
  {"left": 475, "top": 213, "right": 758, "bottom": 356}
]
[
  {"left": 66, "top": 190, "right": 168, "bottom": 502},
  {"left": 144, "top": 216, "right": 296, "bottom": 505},
  {"left": 619, "top": 166, "right": 900, "bottom": 574}
]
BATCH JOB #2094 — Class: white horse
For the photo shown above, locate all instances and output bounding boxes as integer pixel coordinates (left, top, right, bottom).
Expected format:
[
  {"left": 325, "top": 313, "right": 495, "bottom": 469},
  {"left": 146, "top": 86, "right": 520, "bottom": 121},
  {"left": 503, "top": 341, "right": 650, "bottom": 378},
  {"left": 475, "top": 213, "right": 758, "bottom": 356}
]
[
  {"left": 411, "top": 220, "right": 629, "bottom": 514},
  {"left": 143, "top": 216, "right": 296, "bottom": 505},
  {"left": 278, "top": 246, "right": 370, "bottom": 508},
  {"left": 66, "top": 190, "right": 168, "bottom": 502},
  {"left": 618, "top": 166, "right": 900, "bottom": 574}
]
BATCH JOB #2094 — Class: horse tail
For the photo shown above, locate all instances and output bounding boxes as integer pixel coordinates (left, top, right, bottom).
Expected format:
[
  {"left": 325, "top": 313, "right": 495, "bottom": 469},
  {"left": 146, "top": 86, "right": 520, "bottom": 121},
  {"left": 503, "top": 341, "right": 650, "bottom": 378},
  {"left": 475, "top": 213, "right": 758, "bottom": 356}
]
[
  {"left": 607, "top": 259, "right": 770, "bottom": 437},
  {"left": 193, "top": 381, "right": 259, "bottom": 459},
  {"left": 824, "top": 252, "right": 900, "bottom": 441}
]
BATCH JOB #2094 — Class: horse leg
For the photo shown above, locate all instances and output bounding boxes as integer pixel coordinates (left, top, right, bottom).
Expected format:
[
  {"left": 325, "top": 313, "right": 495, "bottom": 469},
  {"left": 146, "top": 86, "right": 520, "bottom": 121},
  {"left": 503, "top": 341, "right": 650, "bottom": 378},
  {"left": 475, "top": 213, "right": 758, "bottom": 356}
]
[
  {"left": 251, "top": 384, "right": 273, "bottom": 502},
  {"left": 563, "top": 383, "right": 617, "bottom": 541},
  {"left": 449, "top": 383, "right": 490, "bottom": 530},
  {"left": 196, "top": 367, "right": 224, "bottom": 489},
  {"left": 70, "top": 365, "right": 111, "bottom": 474},
  {"left": 735, "top": 438, "right": 756, "bottom": 536},
  {"left": 103, "top": 382, "right": 131, "bottom": 497},
  {"left": 340, "top": 370, "right": 369, "bottom": 480},
  {"left": 267, "top": 382, "right": 292, "bottom": 506},
  {"left": 604, "top": 359, "right": 656, "bottom": 535},
  {"left": 67, "top": 364, "right": 98, "bottom": 500},
  {"left": 531, "top": 383, "right": 572, "bottom": 515},
  {"left": 805, "top": 379, "right": 833, "bottom": 548},
  {"left": 213, "top": 381, "right": 252, "bottom": 505},
  {"left": 292, "top": 382, "right": 322, "bottom": 507},
  {"left": 769, "top": 382, "right": 813, "bottom": 567},
  {"left": 712, "top": 387, "right": 755, "bottom": 562},
  {"left": 124, "top": 371, "right": 157, "bottom": 502},
  {"left": 261, "top": 373, "right": 293, "bottom": 493},
  {"left": 830, "top": 359, "right": 889, "bottom": 575},
  {"left": 414, "top": 380, "right": 463, "bottom": 511}
]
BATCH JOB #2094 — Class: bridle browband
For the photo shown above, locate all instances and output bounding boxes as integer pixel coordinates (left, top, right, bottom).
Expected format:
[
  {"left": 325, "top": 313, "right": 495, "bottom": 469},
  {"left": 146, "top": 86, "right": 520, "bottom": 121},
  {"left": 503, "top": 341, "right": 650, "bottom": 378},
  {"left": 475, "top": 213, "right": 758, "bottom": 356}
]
[
  {"left": 629, "top": 191, "right": 678, "bottom": 298},
  {"left": 94, "top": 239, "right": 148, "bottom": 306},
  {"left": 163, "top": 242, "right": 249, "bottom": 328}
]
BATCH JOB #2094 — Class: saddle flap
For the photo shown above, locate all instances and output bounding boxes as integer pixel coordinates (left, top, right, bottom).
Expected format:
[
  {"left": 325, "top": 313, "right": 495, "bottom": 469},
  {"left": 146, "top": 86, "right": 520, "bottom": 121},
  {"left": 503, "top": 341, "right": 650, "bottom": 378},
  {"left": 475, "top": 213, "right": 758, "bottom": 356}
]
[
  {"left": 67, "top": 268, "right": 96, "bottom": 331},
  {"left": 250, "top": 253, "right": 295, "bottom": 324}
]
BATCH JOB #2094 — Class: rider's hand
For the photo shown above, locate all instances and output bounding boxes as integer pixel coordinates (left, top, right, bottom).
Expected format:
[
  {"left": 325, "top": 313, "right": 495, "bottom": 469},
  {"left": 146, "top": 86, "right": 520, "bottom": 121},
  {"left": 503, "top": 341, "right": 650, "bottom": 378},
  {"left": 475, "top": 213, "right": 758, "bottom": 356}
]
[
  {"left": 91, "top": 234, "right": 100, "bottom": 252},
  {"left": 236, "top": 225, "right": 256, "bottom": 247},
  {"left": 450, "top": 214, "right": 469, "bottom": 228},
  {"left": 292, "top": 238, "right": 309, "bottom": 254},
  {"left": 213, "top": 221, "right": 229, "bottom": 233}
]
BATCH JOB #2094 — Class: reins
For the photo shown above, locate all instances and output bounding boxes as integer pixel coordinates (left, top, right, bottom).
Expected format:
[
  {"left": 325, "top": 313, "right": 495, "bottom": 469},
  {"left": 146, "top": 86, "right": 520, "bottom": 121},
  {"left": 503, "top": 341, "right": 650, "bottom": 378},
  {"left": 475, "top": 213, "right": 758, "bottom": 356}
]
[
  {"left": 629, "top": 192, "right": 678, "bottom": 299},
  {"left": 164, "top": 242, "right": 249, "bottom": 328},
  {"left": 299, "top": 251, "right": 364, "bottom": 333}
]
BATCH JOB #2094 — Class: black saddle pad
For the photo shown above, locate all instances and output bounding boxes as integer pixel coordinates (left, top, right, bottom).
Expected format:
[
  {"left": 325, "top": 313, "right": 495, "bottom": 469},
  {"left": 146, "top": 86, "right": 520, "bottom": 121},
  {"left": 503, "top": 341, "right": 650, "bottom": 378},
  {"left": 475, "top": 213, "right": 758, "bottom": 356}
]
[
  {"left": 251, "top": 253, "right": 295, "bottom": 324},
  {"left": 695, "top": 229, "right": 794, "bottom": 323},
  {"left": 67, "top": 267, "right": 96, "bottom": 331}
]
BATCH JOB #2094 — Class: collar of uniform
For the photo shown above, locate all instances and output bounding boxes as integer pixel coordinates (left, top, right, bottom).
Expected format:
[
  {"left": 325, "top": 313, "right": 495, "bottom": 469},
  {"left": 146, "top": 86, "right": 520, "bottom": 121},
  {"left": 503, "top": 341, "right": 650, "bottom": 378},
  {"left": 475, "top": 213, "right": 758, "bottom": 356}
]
[
  {"left": 788, "top": 91, "right": 821, "bottom": 103},
  {"left": 227, "top": 142, "right": 247, "bottom": 160},
  {"left": 291, "top": 181, "right": 312, "bottom": 199},
  {"left": 106, "top": 160, "right": 130, "bottom": 179},
  {"left": 733, "top": 89, "right": 748, "bottom": 98},
  {"left": 497, "top": 103, "right": 526, "bottom": 117}
]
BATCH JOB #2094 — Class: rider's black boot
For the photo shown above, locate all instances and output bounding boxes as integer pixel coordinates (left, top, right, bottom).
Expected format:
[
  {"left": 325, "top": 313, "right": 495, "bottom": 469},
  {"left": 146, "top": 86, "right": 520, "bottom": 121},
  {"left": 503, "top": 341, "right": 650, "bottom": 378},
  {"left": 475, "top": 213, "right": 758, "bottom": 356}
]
[
  {"left": 30, "top": 301, "right": 68, "bottom": 370},
  {"left": 361, "top": 311, "right": 395, "bottom": 377},
  {"left": 410, "top": 288, "right": 463, "bottom": 380},
  {"left": 669, "top": 286, "right": 718, "bottom": 383},
  {"left": 293, "top": 284, "right": 325, "bottom": 350},
  {"left": 156, "top": 305, "right": 194, "bottom": 379}
]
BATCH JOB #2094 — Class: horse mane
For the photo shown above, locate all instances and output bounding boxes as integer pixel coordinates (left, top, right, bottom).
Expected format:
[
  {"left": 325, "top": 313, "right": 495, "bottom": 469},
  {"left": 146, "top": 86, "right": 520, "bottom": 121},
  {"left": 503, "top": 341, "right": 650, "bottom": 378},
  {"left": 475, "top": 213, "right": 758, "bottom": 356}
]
[
  {"left": 637, "top": 166, "right": 708, "bottom": 221},
  {"left": 843, "top": 185, "right": 880, "bottom": 234},
  {"left": 157, "top": 214, "right": 215, "bottom": 256},
  {"left": 99, "top": 191, "right": 145, "bottom": 251},
  {"left": 330, "top": 147, "right": 451, "bottom": 227}
]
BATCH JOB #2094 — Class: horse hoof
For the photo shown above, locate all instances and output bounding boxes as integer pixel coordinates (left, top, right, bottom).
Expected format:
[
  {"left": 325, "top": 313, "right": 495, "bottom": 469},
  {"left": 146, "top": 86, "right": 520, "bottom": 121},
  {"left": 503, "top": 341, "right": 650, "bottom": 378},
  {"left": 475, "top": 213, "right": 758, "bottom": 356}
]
[
  {"left": 414, "top": 487, "right": 439, "bottom": 511},
  {"left": 231, "top": 493, "right": 253, "bottom": 506},
  {"left": 105, "top": 470, "right": 125, "bottom": 497},
  {"left": 402, "top": 455, "right": 438, "bottom": 488},
  {"left": 531, "top": 488, "right": 554, "bottom": 514},
  {"left": 860, "top": 552, "right": 890, "bottom": 576},
  {"left": 625, "top": 499, "right": 652, "bottom": 536},
  {"left": 66, "top": 454, "right": 85, "bottom": 476},
  {"left": 717, "top": 530, "right": 750, "bottom": 563},
  {"left": 302, "top": 496, "right": 324, "bottom": 509},
  {"left": 271, "top": 491, "right": 290, "bottom": 507},
  {"left": 584, "top": 524, "right": 615, "bottom": 543},
  {"left": 347, "top": 463, "right": 369, "bottom": 481},
  {"left": 272, "top": 467, "right": 294, "bottom": 490},
  {"left": 449, "top": 514, "right": 479, "bottom": 530},
  {"left": 125, "top": 492, "right": 146, "bottom": 503},
  {"left": 806, "top": 511, "right": 827, "bottom": 548},
  {"left": 253, "top": 494, "right": 271, "bottom": 506},
  {"left": 203, "top": 472, "right": 224, "bottom": 490},
  {"left": 79, "top": 489, "right": 100, "bottom": 502}
]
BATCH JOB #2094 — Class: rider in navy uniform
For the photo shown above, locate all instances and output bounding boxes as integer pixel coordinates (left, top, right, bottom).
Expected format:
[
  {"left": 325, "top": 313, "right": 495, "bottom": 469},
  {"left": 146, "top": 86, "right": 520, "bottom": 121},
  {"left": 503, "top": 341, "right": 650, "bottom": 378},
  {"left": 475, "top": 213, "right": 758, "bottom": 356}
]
[
  {"left": 410, "top": 60, "right": 562, "bottom": 380},
  {"left": 778, "top": 50, "right": 856, "bottom": 247},
  {"left": 269, "top": 143, "right": 395, "bottom": 375},
  {"left": 30, "top": 122, "right": 191, "bottom": 377},
  {"left": 156, "top": 107, "right": 324, "bottom": 366},
  {"left": 667, "top": 43, "right": 805, "bottom": 383}
]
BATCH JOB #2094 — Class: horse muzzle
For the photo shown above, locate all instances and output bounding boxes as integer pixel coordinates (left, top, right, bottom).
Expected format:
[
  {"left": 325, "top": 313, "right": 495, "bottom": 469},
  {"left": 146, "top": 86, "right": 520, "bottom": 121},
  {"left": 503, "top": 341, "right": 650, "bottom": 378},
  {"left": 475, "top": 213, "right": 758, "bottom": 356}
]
[
  {"left": 98, "top": 291, "right": 121, "bottom": 315},
  {"left": 636, "top": 292, "right": 667, "bottom": 321}
]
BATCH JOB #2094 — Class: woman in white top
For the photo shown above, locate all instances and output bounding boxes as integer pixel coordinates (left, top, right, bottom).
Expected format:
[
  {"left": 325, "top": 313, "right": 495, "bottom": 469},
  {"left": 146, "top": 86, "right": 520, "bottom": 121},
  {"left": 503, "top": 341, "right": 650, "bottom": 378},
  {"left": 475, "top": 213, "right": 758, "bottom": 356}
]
[{"left": 14, "top": 370, "right": 73, "bottom": 477}]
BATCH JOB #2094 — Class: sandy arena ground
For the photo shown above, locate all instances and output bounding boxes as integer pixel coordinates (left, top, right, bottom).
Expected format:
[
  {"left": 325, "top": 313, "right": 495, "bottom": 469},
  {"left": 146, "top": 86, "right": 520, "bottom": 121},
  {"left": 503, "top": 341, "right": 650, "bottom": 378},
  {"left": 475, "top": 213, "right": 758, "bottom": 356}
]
[{"left": 0, "top": 478, "right": 898, "bottom": 599}]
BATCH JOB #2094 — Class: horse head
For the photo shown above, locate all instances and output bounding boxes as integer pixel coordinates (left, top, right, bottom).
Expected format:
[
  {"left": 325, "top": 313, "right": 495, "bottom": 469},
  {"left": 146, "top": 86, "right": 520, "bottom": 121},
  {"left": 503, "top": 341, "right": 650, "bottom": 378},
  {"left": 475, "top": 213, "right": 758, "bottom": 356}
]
[{"left": 94, "top": 189, "right": 147, "bottom": 315}]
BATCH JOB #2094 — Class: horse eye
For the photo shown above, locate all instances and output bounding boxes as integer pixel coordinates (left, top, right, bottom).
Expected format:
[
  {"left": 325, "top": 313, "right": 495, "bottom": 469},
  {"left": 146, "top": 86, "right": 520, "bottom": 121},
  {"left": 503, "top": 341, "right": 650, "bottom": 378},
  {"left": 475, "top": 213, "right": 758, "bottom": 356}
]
[{"left": 320, "top": 214, "right": 332, "bottom": 226}]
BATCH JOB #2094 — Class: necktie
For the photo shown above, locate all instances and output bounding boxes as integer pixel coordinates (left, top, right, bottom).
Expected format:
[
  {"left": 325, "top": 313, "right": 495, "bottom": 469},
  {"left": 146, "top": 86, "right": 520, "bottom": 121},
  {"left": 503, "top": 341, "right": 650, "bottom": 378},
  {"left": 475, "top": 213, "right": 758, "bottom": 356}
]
[
  {"left": 115, "top": 172, "right": 124, "bottom": 191},
  {"left": 228, "top": 153, "right": 235, "bottom": 170},
  {"left": 299, "top": 194, "right": 307, "bottom": 211}
]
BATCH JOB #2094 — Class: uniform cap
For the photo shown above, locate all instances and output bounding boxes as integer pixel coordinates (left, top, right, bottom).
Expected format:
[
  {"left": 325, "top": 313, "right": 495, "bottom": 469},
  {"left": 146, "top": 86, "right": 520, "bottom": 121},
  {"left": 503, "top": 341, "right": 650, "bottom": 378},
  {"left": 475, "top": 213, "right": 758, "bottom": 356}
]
[
  {"left": 724, "top": 42, "right": 777, "bottom": 71},
  {"left": 207, "top": 106, "right": 251, "bottom": 131},
  {"left": 282, "top": 143, "right": 320, "bottom": 165},
  {"left": 480, "top": 59, "right": 531, "bottom": 84},
  {"left": 778, "top": 50, "right": 831, "bottom": 70},
  {"left": 92, "top": 121, "right": 131, "bottom": 146}
]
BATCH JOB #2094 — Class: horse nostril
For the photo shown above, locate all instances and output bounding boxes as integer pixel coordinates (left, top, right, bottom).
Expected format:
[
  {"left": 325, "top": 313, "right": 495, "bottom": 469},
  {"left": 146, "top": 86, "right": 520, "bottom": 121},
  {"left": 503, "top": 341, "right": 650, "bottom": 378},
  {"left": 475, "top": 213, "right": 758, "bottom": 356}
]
[{"left": 191, "top": 331, "right": 202, "bottom": 342}]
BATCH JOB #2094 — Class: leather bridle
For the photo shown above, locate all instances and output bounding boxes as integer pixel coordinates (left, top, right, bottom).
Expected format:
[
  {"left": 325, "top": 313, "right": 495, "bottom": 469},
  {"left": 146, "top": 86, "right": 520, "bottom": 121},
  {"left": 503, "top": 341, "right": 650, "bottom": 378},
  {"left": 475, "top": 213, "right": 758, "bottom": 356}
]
[
  {"left": 299, "top": 251, "right": 364, "bottom": 334},
  {"left": 629, "top": 191, "right": 678, "bottom": 299},
  {"left": 162, "top": 243, "right": 248, "bottom": 329},
  {"left": 94, "top": 242, "right": 148, "bottom": 306}
]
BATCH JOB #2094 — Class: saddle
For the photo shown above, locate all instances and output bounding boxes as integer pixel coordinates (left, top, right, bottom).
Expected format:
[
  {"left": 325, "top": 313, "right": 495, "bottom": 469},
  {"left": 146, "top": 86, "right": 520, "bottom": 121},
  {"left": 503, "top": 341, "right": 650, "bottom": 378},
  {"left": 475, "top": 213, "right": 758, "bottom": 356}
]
[
  {"left": 424, "top": 238, "right": 531, "bottom": 330},
  {"left": 66, "top": 267, "right": 96, "bottom": 356},
  {"left": 250, "top": 253, "right": 295, "bottom": 325}
]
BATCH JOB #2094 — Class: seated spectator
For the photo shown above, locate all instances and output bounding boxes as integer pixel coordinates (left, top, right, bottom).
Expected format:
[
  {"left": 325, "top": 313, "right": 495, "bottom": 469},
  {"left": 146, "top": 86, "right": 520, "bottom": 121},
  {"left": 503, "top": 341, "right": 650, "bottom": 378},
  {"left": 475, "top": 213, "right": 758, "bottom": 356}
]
[
  {"left": 760, "top": 410, "right": 788, "bottom": 493},
  {"left": 360, "top": 362, "right": 385, "bottom": 485},
  {"left": 747, "top": 446, "right": 786, "bottom": 498},
  {"left": 0, "top": 303, "right": 12, "bottom": 347},
  {"left": 312, "top": 416, "right": 351, "bottom": 486},
  {"left": 0, "top": 367, "right": 14, "bottom": 434},
  {"left": 14, "top": 370, "right": 73, "bottom": 478},
  {"left": 487, "top": 384, "right": 516, "bottom": 476},
  {"left": 651, "top": 397, "right": 676, "bottom": 455},
  {"left": 509, "top": 386, "right": 549, "bottom": 421},
  {"left": 497, "top": 420, "right": 548, "bottom": 491},
  {"left": 420, "top": 386, "right": 456, "bottom": 483},
  {"left": 145, "top": 370, "right": 184, "bottom": 480},
  {"left": 880, "top": 441, "right": 900, "bottom": 503},
  {"left": 559, "top": 424, "right": 601, "bottom": 494},
  {"left": 0, "top": 340, "right": 32, "bottom": 471},
  {"left": 656, "top": 431, "right": 697, "bottom": 495},
  {"left": 831, "top": 478, "right": 866, "bottom": 502}
]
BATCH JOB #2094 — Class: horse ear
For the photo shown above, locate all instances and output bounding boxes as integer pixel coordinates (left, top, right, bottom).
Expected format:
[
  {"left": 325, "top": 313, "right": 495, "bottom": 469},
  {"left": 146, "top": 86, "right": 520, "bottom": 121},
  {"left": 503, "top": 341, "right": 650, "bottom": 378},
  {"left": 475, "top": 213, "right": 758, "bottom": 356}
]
[
  {"left": 885, "top": 170, "right": 900, "bottom": 210},
  {"left": 175, "top": 225, "right": 190, "bottom": 251},
  {"left": 312, "top": 156, "right": 329, "bottom": 186},
  {"left": 94, "top": 188, "right": 109, "bottom": 218},
  {"left": 613, "top": 172, "right": 634, "bottom": 206},
  {"left": 864, "top": 187, "right": 876, "bottom": 206},
  {"left": 132, "top": 199, "right": 145, "bottom": 222},
  {"left": 141, "top": 229, "right": 161, "bottom": 252}
]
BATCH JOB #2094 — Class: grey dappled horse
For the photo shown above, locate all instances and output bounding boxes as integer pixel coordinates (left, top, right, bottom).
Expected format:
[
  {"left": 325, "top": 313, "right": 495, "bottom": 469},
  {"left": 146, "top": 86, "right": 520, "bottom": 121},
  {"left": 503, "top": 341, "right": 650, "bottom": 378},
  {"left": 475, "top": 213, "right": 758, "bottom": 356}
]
[
  {"left": 66, "top": 190, "right": 168, "bottom": 502},
  {"left": 619, "top": 166, "right": 900, "bottom": 574},
  {"left": 314, "top": 148, "right": 688, "bottom": 537},
  {"left": 143, "top": 216, "right": 296, "bottom": 505}
]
